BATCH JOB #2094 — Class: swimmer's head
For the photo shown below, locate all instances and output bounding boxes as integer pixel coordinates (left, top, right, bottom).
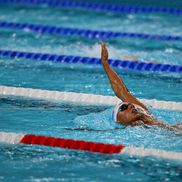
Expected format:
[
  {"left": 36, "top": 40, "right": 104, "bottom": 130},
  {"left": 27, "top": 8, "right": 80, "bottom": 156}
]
[{"left": 112, "top": 102, "right": 145, "bottom": 126}]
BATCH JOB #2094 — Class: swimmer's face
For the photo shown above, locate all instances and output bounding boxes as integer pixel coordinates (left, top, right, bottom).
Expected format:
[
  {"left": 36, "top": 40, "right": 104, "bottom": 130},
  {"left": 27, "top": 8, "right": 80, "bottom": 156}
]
[{"left": 117, "top": 102, "right": 142, "bottom": 126}]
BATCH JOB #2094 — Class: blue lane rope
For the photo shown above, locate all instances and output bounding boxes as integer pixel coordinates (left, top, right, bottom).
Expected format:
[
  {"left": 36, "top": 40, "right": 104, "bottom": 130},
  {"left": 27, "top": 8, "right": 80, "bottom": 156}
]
[
  {"left": 0, "top": 0, "right": 182, "bottom": 16},
  {"left": 0, "top": 50, "right": 181, "bottom": 73},
  {"left": 0, "top": 21, "right": 182, "bottom": 41}
]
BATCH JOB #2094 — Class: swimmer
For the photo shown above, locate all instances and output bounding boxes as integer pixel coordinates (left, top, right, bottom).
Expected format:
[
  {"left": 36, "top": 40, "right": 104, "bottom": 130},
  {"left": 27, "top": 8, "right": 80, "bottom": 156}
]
[{"left": 101, "top": 42, "right": 181, "bottom": 130}]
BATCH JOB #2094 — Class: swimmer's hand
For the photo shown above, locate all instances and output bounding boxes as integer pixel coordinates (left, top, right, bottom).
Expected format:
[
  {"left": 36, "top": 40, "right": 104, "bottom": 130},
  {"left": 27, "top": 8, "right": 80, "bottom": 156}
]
[{"left": 101, "top": 42, "right": 108, "bottom": 65}]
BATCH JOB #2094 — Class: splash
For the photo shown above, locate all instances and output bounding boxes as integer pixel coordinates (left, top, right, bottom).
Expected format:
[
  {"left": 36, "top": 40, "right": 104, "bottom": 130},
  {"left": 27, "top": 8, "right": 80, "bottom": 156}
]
[{"left": 73, "top": 108, "right": 121, "bottom": 130}]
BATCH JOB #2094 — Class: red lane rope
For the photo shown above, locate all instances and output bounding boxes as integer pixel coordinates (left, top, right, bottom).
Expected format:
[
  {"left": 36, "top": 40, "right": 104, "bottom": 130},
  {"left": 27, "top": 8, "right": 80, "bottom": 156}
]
[{"left": 20, "top": 134, "right": 125, "bottom": 154}]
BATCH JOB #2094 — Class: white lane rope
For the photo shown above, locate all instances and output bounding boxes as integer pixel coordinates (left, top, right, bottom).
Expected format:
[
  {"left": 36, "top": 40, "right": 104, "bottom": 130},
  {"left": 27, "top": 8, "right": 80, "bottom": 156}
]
[
  {"left": 0, "top": 86, "right": 182, "bottom": 111},
  {"left": 122, "top": 146, "right": 182, "bottom": 161},
  {"left": 0, "top": 132, "right": 24, "bottom": 144},
  {"left": 0, "top": 132, "right": 181, "bottom": 161}
]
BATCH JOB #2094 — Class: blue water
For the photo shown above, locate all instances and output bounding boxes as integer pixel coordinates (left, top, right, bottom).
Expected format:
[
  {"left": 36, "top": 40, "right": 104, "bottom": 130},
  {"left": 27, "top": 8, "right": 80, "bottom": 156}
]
[
  {"left": 0, "top": 1, "right": 182, "bottom": 182},
  {"left": 0, "top": 5, "right": 182, "bottom": 64}
]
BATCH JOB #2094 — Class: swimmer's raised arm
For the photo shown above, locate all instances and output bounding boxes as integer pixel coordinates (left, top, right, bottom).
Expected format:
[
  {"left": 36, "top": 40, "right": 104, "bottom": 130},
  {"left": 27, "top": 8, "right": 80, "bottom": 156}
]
[{"left": 101, "top": 42, "right": 147, "bottom": 110}]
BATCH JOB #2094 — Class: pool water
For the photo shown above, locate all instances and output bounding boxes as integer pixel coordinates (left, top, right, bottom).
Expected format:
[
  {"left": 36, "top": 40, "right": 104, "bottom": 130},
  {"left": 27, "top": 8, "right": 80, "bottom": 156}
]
[
  {"left": 1, "top": 4, "right": 182, "bottom": 64},
  {"left": 0, "top": 1, "right": 182, "bottom": 181}
]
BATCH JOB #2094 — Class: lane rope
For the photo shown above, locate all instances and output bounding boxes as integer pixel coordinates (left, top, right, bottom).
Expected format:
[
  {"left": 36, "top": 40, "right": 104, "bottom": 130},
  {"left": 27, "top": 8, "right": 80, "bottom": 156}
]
[
  {"left": 1, "top": 21, "right": 182, "bottom": 41},
  {"left": 0, "top": 0, "right": 182, "bottom": 16},
  {"left": 0, "top": 131, "right": 181, "bottom": 161},
  {"left": 0, "top": 50, "right": 181, "bottom": 73},
  {"left": 0, "top": 86, "right": 182, "bottom": 111}
]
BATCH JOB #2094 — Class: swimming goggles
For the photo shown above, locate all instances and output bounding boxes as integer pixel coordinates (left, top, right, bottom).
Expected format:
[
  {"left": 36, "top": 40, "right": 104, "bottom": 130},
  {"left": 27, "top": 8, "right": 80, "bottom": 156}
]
[{"left": 118, "top": 104, "right": 129, "bottom": 112}]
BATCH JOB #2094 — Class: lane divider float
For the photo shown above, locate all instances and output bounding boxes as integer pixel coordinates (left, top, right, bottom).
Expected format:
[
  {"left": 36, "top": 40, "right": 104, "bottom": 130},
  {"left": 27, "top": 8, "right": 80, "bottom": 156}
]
[
  {"left": 0, "top": 21, "right": 182, "bottom": 41},
  {"left": 0, "top": 0, "right": 182, "bottom": 16},
  {"left": 0, "top": 131, "right": 182, "bottom": 161},
  {"left": 0, "top": 86, "right": 182, "bottom": 111},
  {"left": 0, "top": 50, "right": 181, "bottom": 73}
]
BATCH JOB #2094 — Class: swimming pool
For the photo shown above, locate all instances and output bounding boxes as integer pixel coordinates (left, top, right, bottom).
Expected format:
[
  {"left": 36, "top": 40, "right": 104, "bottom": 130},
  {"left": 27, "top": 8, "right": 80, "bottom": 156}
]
[{"left": 0, "top": 0, "right": 182, "bottom": 181}]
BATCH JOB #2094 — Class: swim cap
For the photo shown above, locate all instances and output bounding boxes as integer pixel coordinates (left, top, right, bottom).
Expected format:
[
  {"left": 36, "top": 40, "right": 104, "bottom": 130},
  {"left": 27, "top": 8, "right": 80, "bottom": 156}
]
[{"left": 112, "top": 102, "right": 123, "bottom": 122}]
